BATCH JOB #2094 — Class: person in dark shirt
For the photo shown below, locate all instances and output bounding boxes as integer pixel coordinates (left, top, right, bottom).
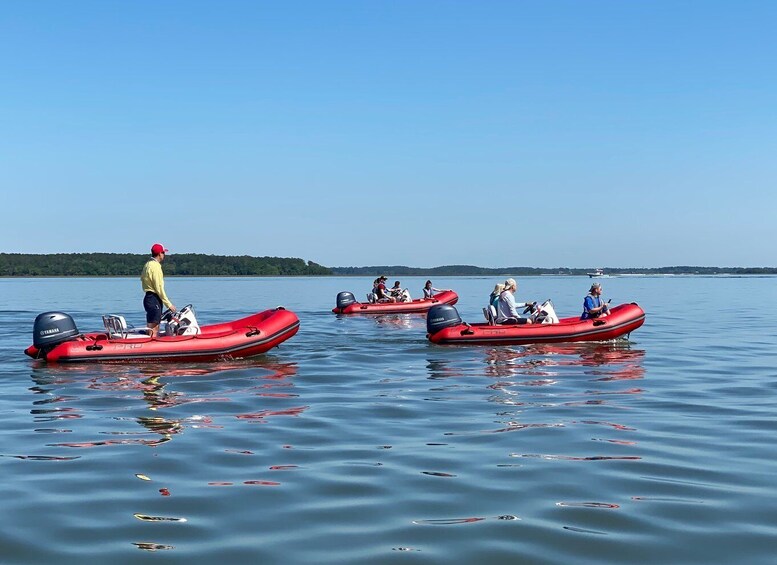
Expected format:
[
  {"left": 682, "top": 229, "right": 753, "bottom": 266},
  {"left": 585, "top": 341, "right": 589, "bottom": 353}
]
[{"left": 374, "top": 276, "right": 395, "bottom": 302}]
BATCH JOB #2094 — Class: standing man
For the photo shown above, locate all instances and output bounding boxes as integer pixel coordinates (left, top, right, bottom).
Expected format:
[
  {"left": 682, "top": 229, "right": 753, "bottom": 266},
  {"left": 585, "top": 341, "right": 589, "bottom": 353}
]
[{"left": 141, "top": 243, "right": 176, "bottom": 337}]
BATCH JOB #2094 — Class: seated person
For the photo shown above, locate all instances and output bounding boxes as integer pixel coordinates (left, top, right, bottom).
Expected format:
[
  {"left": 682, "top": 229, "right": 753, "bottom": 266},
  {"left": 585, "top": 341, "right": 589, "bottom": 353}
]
[
  {"left": 374, "top": 276, "right": 395, "bottom": 302},
  {"left": 581, "top": 283, "right": 609, "bottom": 320},
  {"left": 489, "top": 283, "right": 504, "bottom": 310},
  {"left": 423, "top": 280, "right": 446, "bottom": 299},
  {"left": 389, "top": 280, "right": 409, "bottom": 302},
  {"left": 368, "top": 278, "right": 381, "bottom": 302},
  {"left": 496, "top": 278, "right": 534, "bottom": 325}
]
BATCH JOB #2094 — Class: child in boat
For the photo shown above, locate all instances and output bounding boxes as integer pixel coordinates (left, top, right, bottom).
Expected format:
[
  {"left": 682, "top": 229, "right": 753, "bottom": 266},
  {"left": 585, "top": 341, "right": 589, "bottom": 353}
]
[
  {"left": 489, "top": 283, "right": 504, "bottom": 309},
  {"left": 581, "top": 283, "right": 609, "bottom": 320},
  {"left": 389, "top": 281, "right": 410, "bottom": 302}
]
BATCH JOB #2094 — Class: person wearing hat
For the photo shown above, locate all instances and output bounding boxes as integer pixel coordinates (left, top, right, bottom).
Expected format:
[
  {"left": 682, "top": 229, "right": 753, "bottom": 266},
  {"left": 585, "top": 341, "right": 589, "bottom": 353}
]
[
  {"left": 581, "top": 282, "right": 609, "bottom": 320},
  {"left": 374, "top": 276, "right": 395, "bottom": 302},
  {"left": 496, "top": 278, "right": 534, "bottom": 325},
  {"left": 141, "top": 243, "right": 176, "bottom": 337}
]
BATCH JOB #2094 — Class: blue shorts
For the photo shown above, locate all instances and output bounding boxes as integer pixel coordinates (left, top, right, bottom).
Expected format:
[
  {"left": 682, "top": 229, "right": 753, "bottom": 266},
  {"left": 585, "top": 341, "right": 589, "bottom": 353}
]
[{"left": 143, "top": 292, "right": 163, "bottom": 324}]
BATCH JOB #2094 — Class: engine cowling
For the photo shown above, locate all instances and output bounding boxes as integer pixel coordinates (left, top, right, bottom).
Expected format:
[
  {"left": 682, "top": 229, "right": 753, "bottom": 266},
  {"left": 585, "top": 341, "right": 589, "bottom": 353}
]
[
  {"left": 33, "top": 312, "right": 79, "bottom": 349},
  {"left": 427, "top": 304, "right": 462, "bottom": 335},
  {"left": 336, "top": 291, "right": 357, "bottom": 310}
]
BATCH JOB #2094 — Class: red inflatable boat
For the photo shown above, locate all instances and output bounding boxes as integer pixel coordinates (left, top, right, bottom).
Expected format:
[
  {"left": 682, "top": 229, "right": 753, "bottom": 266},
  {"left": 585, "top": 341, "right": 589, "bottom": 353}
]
[
  {"left": 427, "top": 303, "right": 645, "bottom": 345},
  {"left": 25, "top": 306, "right": 300, "bottom": 363},
  {"left": 333, "top": 290, "right": 458, "bottom": 314}
]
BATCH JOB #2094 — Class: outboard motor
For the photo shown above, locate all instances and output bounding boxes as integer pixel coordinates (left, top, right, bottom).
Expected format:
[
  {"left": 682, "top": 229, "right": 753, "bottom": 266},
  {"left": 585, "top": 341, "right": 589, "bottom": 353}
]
[
  {"left": 427, "top": 304, "right": 463, "bottom": 335},
  {"left": 33, "top": 312, "right": 79, "bottom": 349},
  {"left": 336, "top": 291, "right": 357, "bottom": 311}
]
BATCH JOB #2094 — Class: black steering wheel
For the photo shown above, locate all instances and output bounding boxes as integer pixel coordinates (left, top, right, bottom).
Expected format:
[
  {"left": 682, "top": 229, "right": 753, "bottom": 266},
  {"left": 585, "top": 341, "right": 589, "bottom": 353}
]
[
  {"left": 161, "top": 304, "right": 192, "bottom": 322},
  {"left": 522, "top": 302, "right": 538, "bottom": 315}
]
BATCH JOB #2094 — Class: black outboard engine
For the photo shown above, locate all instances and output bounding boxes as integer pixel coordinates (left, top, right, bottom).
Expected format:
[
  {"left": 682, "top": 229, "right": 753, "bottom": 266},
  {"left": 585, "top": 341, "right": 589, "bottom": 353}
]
[
  {"left": 427, "top": 304, "right": 463, "bottom": 335},
  {"left": 336, "top": 291, "right": 357, "bottom": 310},
  {"left": 33, "top": 312, "right": 79, "bottom": 350}
]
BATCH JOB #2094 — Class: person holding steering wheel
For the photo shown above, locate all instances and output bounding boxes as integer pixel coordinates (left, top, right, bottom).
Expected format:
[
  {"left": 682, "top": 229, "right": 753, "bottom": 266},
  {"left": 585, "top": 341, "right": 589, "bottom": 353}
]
[
  {"left": 141, "top": 243, "right": 176, "bottom": 337},
  {"left": 581, "top": 282, "right": 609, "bottom": 320},
  {"left": 496, "top": 278, "right": 534, "bottom": 325}
]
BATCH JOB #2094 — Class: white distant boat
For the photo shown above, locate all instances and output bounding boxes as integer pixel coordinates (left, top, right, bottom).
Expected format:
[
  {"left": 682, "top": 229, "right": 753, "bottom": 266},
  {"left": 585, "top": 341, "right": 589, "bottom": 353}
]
[{"left": 587, "top": 268, "right": 610, "bottom": 278}]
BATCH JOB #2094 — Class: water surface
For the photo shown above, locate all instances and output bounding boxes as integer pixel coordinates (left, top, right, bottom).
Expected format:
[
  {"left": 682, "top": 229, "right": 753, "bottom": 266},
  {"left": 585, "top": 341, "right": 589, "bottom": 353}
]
[{"left": 1, "top": 275, "right": 776, "bottom": 563}]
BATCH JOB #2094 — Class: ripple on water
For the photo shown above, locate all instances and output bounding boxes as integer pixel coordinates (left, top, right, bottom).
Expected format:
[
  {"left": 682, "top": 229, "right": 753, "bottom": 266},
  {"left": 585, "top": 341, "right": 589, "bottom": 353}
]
[{"left": 3, "top": 276, "right": 777, "bottom": 563}]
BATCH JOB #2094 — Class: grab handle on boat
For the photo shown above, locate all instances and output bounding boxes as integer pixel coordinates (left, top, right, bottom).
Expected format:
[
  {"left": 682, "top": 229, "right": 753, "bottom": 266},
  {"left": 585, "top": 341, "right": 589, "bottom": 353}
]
[
  {"left": 593, "top": 320, "right": 607, "bottom": 326},
  {"left": 245, "top": 327, "right": 261, "bottom": 337}
]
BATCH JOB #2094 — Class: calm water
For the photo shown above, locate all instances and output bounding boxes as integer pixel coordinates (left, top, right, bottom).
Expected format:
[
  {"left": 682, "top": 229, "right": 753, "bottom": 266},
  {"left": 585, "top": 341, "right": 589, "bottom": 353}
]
[{"left": 1, "top": 275, "right": 776, "bottom": 564}]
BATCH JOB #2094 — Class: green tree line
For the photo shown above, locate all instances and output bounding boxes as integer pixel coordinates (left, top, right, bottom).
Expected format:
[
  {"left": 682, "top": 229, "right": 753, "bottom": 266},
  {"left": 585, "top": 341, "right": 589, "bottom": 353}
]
[
  {"left": 2, "top": 255, "right": 774, "bottom": 277},
  {"left": 0, "top": 253, "right": 332, "bottom": 276},
  {"left": 331, "top": 265, "right": 777, "bottom": 276}
]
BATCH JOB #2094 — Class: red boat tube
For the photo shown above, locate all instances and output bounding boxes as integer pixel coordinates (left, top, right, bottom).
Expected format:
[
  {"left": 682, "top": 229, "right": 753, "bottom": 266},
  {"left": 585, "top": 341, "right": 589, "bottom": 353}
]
[
  {"left": 333, "top": 290, "right": 458, "bottom": 314},
  {"left": 25, "top": 308, "right": 300, "bottom": 363},
  {"left": 427, "top": 303, "right": 645, "bottom": 345}
]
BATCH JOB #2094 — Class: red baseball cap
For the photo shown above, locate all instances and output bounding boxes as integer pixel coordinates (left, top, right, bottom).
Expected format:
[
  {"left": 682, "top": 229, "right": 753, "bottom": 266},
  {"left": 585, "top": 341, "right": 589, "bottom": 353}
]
[{"left": 151, "top": 243, "right": 169, "bottom": 255}]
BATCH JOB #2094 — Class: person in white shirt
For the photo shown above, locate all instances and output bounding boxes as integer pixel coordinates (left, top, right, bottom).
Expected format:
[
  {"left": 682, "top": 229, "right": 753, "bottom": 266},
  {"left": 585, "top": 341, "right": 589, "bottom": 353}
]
[
  {"left": 496, "top": 278, "right": 534, "bottom": 325},
  {"left": 423, "top": 280, "right": 447, "bottom": 299}
]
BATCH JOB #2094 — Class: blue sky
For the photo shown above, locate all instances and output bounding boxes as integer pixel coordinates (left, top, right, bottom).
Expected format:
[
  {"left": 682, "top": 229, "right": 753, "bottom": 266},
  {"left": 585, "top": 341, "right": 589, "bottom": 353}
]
[{"left": 2, "top": 1, "right": 775, "bottom": 268}]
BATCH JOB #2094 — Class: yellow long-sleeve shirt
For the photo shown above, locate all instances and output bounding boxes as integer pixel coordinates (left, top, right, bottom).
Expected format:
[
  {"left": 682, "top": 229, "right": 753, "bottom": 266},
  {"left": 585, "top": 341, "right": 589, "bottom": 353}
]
[{"left": 141, "top": 259, "right": 172, "bottom": 309}]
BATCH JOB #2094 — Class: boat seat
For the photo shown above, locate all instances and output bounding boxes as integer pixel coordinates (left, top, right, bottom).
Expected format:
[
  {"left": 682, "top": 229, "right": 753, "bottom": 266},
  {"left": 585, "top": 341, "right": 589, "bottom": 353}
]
[
  {"left": 102, "top": 314, "right": 152, "bottom": 339},
  {"left": 483, "top": 305, "right": 498, "bottom": 325}
]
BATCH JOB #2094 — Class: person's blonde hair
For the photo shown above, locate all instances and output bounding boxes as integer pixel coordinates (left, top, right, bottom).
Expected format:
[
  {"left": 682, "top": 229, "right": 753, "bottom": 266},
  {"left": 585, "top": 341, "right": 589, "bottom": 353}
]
[
  {"left": 492, "top": 283, "right": 505, "bottom": 295},
  {"left": 504, "top": 278, "right": 517, "bottom": 291}
]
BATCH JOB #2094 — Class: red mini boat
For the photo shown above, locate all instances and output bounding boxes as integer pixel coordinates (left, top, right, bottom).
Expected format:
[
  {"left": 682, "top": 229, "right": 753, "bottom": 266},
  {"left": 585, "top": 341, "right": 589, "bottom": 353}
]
[
  {"left": 427, "top": 303, "right": 645, "bottom": 345},
  {"left": 25, "top": 306, "right": 300, "bottom": 363},
  {"left": 333, "top": 290, "right": 459, "bottom": 314}
]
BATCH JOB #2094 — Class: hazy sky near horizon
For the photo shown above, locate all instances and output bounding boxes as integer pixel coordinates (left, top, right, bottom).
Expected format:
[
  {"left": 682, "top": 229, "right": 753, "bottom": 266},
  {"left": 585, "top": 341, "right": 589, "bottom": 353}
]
[{"left": 3, "top": 1, "right": 776, "bottom": 268}]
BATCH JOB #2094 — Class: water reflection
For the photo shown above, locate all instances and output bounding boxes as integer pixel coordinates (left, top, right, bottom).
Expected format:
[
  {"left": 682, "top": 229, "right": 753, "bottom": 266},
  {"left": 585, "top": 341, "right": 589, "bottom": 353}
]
[
  {"left": 482, "top": 344, "right": 646, "bottom": 410},
  {"left": 424, "top": 342, "right": 647, "bottom": 439},
  {"left": 26, "top": 360, "right": 299, "bottom": 450},
  {"left": 425, "top": 358, "right": 467, "bottom": 380},
  {"left": 133, "top": 542, "right": 174, "bottom": 552},
  {"left": 333, "top": 312, "right": 426, "bottom": 330},
  {"left": 373, "top": 314, "right": 425, "bottom": 330},
  {"left": 481, "top": 342, "right": 646, "bottom": 381},
  {"left": 426, "top": 342, "right": 645, "bottom": 383}
]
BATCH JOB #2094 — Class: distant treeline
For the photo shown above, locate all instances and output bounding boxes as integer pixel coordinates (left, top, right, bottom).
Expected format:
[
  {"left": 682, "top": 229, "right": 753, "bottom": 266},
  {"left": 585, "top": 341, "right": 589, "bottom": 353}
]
[
  {"left": 331, "top": 265, "right": 777, "bottom": 276},
  {"left": 0, "top": 253, "right": 332, "bottom": 276},
  {"left": 2, "top": 255, "right": 776, "bottom": 277},
  {"left": 332, "top": 265, "right": 553, "bottom": 276}
]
